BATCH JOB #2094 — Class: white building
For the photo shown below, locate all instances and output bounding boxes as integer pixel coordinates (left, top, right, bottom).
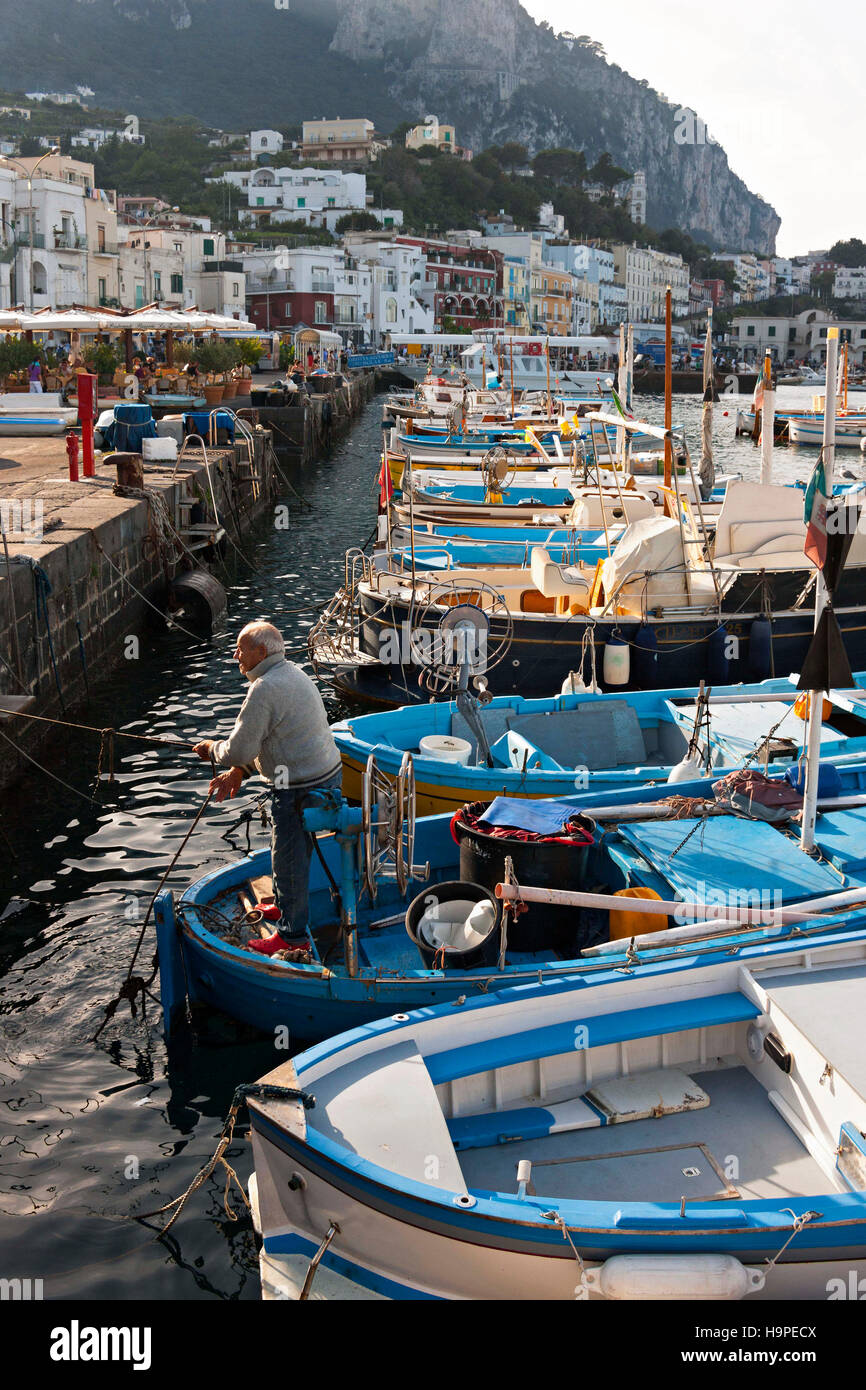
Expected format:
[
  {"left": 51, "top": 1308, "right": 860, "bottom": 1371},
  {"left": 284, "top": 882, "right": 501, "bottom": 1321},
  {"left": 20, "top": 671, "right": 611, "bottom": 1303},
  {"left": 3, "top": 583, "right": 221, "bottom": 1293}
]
[
  {"left": 834, "top": 266, "right": 866, "bottom": 300},
  {"left": 238, "top": 166, "right": 402, "bottom": 233},
  {"left": 728, "top": 309, "right": 866, "bottom": 365},
  {"left": 537, "top": 202, "right": 565, "bottom": 237},
  {"left": 71, "top": 117, "right": 144, "bottom": 152},
  {"left": 119, "top": 222, "right": 245, "bottom": 317},
  {"left": 0, "top": 152, "right": 120, "bottom": 310},
  {"left": 352, "top": 239, "right": 436, "bottom": 344},
  {"left": 715, "top": 253, "right": 771, "bottom": 302},
  {"left": 250, "top": 129, "right": 284, "bottom": 158}
]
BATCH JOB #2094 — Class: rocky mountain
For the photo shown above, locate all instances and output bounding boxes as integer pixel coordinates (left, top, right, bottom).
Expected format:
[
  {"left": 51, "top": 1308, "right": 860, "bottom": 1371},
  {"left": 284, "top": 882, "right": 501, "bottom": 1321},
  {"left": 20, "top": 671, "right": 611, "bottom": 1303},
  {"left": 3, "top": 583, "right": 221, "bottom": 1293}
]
[{"left": 0, "top": 0, "right": 779, "bottom": 251}]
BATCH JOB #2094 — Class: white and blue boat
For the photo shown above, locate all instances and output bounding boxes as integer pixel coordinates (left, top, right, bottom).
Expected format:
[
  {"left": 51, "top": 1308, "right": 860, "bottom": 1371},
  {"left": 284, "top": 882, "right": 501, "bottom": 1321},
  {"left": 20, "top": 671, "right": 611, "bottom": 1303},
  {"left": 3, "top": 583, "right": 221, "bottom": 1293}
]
[
  {"left": 156, "top": 756, "right": 866, "bottom": 1044},
  {"left": 248, "top": 904, "right": 866, "bottom": 1299},
  {"left": 332, "top": 673, "right": 866, "bottom": 815}
]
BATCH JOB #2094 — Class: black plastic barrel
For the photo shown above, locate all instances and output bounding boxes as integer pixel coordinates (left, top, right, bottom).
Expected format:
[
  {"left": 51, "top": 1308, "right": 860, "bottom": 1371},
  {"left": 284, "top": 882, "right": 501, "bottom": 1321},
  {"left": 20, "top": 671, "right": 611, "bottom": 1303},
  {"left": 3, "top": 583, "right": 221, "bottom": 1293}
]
[
  {"left": 453, "top": 811, "right": 595, "bottom": 954},
  {"left": 406, "top": 880, "right": 500, "bottom": 971}
]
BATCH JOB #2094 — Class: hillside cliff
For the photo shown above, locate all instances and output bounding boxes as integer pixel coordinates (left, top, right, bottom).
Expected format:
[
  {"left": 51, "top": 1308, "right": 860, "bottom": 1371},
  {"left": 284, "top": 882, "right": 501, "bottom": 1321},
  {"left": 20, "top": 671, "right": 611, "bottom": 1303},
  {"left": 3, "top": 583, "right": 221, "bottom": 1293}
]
[{"left": 0, "top": 0, "right": 779, "bottom": 250}]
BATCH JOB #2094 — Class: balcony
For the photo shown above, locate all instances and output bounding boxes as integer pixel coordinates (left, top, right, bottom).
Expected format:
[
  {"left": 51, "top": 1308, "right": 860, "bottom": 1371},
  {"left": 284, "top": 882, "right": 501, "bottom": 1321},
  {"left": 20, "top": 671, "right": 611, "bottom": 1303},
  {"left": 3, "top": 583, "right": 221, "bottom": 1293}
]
[
  {"left": 93, "top": 241, "right": 119, "bottom": 256},
  {"left": 246, "top": 274, "right": 294, "bottom": 293},
  {"left": 53, "top": 231, "right": 87, "bottom": 250},
  {"left": 310, "top": 278, "right": 334, "bottom": 293},
  {"left": 201, "top": 259, "right": 244, "bottom": 273}
]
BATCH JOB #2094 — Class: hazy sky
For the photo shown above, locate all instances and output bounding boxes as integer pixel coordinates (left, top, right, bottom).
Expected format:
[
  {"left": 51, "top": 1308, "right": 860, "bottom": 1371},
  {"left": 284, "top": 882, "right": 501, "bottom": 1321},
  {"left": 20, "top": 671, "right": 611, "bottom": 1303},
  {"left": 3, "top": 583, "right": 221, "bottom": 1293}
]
[{"left": 522, "top": 0, "right": 864, "bottom": 256}]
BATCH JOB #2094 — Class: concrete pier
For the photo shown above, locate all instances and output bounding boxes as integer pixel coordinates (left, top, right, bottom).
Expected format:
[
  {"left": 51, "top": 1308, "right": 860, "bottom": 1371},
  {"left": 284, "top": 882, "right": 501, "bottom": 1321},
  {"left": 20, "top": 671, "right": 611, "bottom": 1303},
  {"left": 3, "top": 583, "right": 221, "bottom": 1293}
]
[{"left": 0, "top": 367, "right": 381, "bottom": 793}]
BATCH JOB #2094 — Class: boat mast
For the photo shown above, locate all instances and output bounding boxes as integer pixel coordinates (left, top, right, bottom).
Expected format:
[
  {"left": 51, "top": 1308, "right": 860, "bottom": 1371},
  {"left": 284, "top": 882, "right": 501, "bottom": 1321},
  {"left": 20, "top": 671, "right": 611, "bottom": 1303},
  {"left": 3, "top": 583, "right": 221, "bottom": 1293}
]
[
  {"left": 664, "top": 286, "right": 673, "bottom": 488},
  {"left": 800, "top": 326, "right": 839, "bottom": 852},
  {"left": 760, "top": 350, "right": 775, "bottom": 485}
]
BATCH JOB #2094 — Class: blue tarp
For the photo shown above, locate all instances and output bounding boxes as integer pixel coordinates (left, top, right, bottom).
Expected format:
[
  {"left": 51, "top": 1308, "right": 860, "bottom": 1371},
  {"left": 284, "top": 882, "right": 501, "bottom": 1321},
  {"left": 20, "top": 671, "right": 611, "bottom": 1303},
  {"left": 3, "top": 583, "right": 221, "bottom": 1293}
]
[
  {"left": 619, "top": 816, "right": 842, "bottom": 904},
  {"left": 481, "top": 797, "right": 576, "bottom": 835}
]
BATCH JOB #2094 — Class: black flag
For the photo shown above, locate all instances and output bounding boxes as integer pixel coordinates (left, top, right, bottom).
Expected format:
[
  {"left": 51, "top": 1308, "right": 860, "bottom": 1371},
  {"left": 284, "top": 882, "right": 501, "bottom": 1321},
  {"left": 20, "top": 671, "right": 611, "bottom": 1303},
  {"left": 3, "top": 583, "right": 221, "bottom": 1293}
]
[{"left": 798, "top": 605, "right": 855, "bottom": 692}]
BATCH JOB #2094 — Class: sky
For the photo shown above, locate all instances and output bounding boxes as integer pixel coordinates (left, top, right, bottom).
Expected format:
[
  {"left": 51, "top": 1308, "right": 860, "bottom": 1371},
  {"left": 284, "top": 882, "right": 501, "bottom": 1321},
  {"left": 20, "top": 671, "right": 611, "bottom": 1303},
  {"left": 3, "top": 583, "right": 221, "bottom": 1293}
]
[{"left": 522, "top": 0, "right": 865, "bottom": 256}]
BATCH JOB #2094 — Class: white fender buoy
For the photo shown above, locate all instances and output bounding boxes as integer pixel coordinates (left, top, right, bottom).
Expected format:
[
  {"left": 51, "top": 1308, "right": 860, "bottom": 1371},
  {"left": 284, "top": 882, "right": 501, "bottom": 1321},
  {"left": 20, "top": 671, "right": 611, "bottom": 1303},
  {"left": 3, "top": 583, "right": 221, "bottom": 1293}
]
[
  {"left": 577, "top": 1254, "right": 766, "bottom": 1301},
  {"left": 667, "top": 752, "right": 704, "bottom": 784},
  {"left": 602, "top": 638, "right": 629, "bottom": 686}
]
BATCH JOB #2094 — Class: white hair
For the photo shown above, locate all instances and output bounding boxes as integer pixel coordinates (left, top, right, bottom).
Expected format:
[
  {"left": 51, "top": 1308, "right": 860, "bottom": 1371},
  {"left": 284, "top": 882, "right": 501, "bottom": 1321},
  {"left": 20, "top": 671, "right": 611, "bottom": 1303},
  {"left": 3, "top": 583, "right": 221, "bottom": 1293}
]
[{"left": 239, "top": 621, "right": 285, "bottom": 656}]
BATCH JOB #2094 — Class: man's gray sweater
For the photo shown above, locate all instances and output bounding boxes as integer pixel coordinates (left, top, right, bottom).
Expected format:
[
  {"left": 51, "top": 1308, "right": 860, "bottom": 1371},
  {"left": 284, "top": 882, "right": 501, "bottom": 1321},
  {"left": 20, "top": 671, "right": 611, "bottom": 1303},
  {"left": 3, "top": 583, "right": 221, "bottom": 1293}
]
[{"left": 212, "top": 653, "right": 341, "bottom": 789}]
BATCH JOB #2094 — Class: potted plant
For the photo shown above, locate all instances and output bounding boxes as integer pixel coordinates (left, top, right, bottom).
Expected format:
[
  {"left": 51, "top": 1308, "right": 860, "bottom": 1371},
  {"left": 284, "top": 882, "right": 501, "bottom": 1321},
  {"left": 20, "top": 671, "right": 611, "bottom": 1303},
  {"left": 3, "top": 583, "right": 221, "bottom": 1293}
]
[
  {"left": 83, "top": 339, "right": 122, "bottom": 387},
  {"left": 195, "top": 338, "right": 232, "bottom": 406},
  {"left": 228, "top": 337, "right": 263, "bottom": 399}
]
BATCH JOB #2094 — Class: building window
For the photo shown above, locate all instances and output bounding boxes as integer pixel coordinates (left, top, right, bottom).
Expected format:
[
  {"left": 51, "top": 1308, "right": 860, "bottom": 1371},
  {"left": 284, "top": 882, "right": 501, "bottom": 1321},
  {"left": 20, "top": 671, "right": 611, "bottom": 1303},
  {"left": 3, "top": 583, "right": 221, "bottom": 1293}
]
[
  {"left": 153, "top": 272, "right": 161, "bottom": 295},
  {"left": 747, "top": 325, "right": 755, "bottom": 336},
  {"left": 203, "top": 238, "right": 215, "bottom": 256},
  {"left": 314, "top": 300, "right": 327, "bottom": 323},
  {"left": 385, "top": 297, "right": 397, "bottom": 324},
  {"left": 135, "top": 284, "right": 144, "bottom": 308},
  {"left": 98, "top": 277, "right": 106, "bottom": 300},
  {"left": 170, "top": 273, "right": 183, "bottom": 293},
  {"left": 297, "top": 198, "right": 305, "bottom": 208}
]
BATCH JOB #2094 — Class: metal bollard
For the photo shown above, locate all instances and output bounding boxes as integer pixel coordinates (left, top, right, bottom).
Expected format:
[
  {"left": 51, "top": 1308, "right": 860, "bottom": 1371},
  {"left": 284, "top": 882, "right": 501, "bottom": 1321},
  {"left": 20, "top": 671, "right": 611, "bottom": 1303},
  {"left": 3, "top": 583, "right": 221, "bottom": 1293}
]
[{"left": 66, "top": 432, "right": 79, "bottom": 482}]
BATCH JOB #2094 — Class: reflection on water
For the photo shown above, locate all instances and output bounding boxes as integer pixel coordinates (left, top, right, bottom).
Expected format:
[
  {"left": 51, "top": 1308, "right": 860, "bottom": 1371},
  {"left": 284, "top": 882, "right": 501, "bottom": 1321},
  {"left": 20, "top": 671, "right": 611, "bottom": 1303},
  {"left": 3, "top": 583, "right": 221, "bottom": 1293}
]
[{"left": 0, "top": 388, "right": 842, "bottom": 1298}]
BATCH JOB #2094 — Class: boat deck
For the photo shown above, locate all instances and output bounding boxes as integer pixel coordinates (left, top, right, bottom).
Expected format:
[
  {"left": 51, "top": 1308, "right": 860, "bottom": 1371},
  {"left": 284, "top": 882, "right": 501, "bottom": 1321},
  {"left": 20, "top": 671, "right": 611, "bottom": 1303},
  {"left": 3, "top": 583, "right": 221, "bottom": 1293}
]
[{"left": 458, "top": 1067, "right": 829, "bottom": 1204}]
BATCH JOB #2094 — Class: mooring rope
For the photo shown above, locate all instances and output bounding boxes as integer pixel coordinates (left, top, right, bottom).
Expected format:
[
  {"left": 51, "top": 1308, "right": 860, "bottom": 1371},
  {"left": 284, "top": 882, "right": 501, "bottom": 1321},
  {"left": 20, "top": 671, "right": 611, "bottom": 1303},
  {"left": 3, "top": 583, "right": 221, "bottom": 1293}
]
[{"left": 137, "top": 1082, "right": 316, "bottom": 1237}]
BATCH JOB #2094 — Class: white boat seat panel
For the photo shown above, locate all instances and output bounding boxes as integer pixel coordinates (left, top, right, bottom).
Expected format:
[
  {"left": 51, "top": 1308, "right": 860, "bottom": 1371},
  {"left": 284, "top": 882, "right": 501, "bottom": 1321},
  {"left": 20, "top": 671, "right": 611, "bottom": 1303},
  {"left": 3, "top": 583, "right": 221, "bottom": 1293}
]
[
  {"left": 311, "top": 1040, "right": 466, "bottom": 1191},
  {"left": 585, "top": 1068, "right": 710, "bottom": 1124}
]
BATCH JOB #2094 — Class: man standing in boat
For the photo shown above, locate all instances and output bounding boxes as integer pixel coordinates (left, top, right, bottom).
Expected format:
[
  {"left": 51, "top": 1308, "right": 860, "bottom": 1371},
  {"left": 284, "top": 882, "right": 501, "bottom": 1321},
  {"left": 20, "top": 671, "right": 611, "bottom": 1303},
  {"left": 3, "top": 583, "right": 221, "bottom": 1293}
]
[{"left": 193, "top": 621, "right": 342, "bottom": 956}]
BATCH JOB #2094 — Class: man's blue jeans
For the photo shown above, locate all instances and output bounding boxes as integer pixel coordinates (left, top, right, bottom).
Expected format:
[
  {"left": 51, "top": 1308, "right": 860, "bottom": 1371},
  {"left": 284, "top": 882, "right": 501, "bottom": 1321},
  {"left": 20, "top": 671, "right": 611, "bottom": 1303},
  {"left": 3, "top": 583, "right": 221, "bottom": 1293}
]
[{"left": 269, "top": 772, "right": 342, "bottom": 940}]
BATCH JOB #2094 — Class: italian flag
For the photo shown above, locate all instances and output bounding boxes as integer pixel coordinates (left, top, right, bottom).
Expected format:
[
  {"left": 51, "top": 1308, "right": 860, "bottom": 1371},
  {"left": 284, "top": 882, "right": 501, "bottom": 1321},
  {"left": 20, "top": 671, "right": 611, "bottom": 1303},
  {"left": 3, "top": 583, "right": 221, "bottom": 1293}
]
[{"left": 803, "top": 456, "right": 829, "bottom": 569}]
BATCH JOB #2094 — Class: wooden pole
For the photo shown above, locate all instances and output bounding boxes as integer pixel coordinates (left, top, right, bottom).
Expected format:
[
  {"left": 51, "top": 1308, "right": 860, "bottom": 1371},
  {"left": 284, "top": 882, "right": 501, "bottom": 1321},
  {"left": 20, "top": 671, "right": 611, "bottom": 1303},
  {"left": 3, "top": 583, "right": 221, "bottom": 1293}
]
[{"left": 664, "top": 286, "right": 673, "bottom": 487}]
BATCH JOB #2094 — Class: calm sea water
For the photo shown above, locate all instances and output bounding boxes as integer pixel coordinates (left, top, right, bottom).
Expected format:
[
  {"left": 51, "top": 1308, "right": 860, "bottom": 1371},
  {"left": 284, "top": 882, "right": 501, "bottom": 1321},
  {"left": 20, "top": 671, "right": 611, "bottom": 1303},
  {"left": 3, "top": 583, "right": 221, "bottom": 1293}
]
[{"left": 0, "top": 385, "right": 839, "bottom": 1299}]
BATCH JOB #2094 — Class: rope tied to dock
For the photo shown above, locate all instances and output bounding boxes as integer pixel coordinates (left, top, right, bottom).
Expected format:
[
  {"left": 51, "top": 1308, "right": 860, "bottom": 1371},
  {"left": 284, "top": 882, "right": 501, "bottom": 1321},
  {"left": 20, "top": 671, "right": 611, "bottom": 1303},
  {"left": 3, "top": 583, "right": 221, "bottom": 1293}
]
[{"left": 138, "top": 1082, "right": 315, "bottom": 1237}]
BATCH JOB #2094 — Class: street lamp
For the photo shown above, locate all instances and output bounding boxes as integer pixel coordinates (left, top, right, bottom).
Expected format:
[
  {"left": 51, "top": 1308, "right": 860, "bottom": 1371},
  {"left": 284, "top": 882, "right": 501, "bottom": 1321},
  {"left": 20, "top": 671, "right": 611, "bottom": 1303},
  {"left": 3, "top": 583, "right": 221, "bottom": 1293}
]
[{"left": 0, "top": 145, "right": 61, "bottom": 310}]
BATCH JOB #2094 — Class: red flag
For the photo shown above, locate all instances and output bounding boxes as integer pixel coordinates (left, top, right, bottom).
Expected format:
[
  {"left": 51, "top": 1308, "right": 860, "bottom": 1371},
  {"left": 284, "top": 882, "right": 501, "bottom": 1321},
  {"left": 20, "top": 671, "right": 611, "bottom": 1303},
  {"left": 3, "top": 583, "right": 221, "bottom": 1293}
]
[{"left": 378, "top": 453, "right": 393, "bottom": 509}]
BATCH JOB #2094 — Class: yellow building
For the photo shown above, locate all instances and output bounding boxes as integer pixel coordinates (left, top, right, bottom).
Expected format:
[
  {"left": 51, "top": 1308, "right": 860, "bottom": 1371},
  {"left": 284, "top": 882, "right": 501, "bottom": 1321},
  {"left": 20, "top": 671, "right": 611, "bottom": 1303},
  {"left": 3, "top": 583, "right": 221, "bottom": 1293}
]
[
  {"left": 532, "top": 265, "right": 572, "bottom": 335},
  {"left": 405, "top": 119, "right": 457, "bottom": 154},
  {"left": 301, "top": 118, "right": 378, "bottom": 162}
]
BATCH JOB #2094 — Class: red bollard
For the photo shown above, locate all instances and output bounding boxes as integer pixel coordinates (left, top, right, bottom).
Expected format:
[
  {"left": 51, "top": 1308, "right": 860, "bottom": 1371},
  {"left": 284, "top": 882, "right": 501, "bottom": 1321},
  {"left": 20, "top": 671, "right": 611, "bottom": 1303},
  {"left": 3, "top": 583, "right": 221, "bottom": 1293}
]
[
  {"left": 77, "top": 371, "right": 96, "bottom": 478},
  {"left": 66, "top": 432, "right": 79, "bottom": 482}
]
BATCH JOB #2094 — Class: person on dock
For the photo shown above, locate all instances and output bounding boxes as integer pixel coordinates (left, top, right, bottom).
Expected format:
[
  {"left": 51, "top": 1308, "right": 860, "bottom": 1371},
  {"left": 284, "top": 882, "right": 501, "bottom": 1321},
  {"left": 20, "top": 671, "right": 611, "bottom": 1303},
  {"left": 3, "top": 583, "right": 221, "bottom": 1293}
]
[
  {"left": 192, "top": 621, "right": 342, "bottom": 957},
  {"left": 28, "top": 359, "right": 43, "bottom": 393}
]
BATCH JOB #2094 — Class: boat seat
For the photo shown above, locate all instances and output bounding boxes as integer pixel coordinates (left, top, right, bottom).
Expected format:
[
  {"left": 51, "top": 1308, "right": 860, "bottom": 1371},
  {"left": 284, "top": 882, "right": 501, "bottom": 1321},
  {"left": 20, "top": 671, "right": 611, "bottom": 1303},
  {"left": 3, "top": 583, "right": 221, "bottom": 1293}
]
[
  {"left": 530, "top": 547, "right": 592, "bottom": 604},
  {"left": 446, "top": 1068, "right": 710, "bottom": 1152},
  {"left": 509, "top": 703, "right": 648, "bottom": 770}
]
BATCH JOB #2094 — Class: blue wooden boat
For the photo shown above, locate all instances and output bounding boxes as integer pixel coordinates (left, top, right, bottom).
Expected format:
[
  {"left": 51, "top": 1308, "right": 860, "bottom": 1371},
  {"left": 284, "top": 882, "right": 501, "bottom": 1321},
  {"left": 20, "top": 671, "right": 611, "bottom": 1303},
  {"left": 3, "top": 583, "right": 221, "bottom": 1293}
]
[
  {"left": 157, "top": 758, "right": 866, "bottom": 1044},
  {"left": 332, "top": 674, "right": 866, "bottom": 815},
  {"left": 249, "top": 898, "right": 866, "bottom": 1298}
]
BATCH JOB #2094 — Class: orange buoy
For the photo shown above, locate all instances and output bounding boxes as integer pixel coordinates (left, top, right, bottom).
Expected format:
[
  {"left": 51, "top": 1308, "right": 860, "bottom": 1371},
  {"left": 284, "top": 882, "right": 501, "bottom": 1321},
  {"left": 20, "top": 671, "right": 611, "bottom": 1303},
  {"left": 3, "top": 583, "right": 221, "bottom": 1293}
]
[
  {"left": 793, "top": 692, "right": 832, "bottom": 722},
  {"left": 609, "top": 886, "right": 667, "bottom": 940}
]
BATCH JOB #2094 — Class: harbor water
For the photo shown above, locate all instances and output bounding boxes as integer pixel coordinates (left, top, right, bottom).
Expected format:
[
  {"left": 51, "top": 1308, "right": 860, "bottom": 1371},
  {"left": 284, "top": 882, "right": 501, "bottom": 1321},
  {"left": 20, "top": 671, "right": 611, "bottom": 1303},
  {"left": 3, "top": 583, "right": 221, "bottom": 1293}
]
[{"left": 0, "top": 386, "right": 841, "bottom": 1299}]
